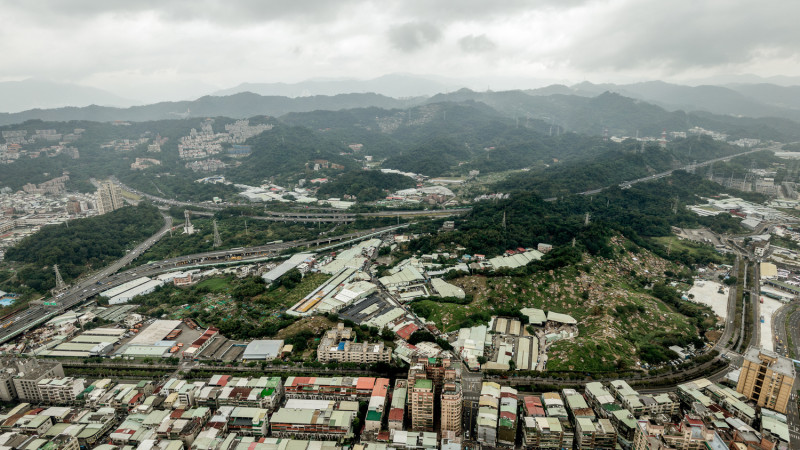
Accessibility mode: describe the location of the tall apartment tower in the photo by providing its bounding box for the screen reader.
[440,380,463,435]
[736,348,795,414]
[96,181,123,215]
[410,378,435,432]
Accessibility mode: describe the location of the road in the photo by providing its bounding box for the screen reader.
[0,214,173,344]
[788,379,800,449]
[0,222,408,344]
[112,177,471,223]
[774,303,799,359]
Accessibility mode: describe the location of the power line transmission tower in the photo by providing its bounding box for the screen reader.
[584,212,591,226]
[54,265,65,291]
[213,220,221,248]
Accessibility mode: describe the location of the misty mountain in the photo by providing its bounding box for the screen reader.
[0,92,420,126]
[527,81,800,122]
[426,89,800,142]
[0,79,137,113]
[213,74,460,99]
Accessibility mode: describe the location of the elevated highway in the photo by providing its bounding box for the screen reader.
[0,223,407,345]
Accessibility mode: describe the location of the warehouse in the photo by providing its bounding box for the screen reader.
[242,340,284,361]
[100,277,151,299]
[430,278,465,299]
[128,320,182,346]
[262,253,315,284]
[109,279,164,305]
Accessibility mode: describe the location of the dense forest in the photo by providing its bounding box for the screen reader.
[3,204,163,292]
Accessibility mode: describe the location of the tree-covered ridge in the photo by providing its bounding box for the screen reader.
[492,135,743,198]
[3,204,163,292]
[316,170,415,201]
[409,171,745,267]
[225,124,359,185]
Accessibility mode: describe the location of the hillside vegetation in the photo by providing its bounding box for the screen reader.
[3,204,163,292]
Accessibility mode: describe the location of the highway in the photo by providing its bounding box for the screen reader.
[184,207,472,224]
[0,222,408,344]
[111,177,471,223]
[0,213,173,344]
[544,146,777,201]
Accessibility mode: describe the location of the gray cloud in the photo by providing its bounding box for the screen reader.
[459,34,496,53]
[1,0,799,97]
[5,0,365,25]
[558,0,800,74]
[387,22,441,52]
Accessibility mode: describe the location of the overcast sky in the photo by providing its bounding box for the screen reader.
[1,0,799,102]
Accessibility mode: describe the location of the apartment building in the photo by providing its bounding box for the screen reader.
[410,379,434,432]
[96,181,123,215]
[3,359,65,402]
[440,381,462,435]
[736,348,795,414]
[37,377,85,404]
[316,323,392,364]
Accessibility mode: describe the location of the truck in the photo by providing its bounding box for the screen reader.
[760,315,765,323]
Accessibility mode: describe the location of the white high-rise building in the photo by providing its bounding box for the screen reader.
[96,181,123,215]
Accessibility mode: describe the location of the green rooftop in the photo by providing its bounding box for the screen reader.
[414,379,433,390]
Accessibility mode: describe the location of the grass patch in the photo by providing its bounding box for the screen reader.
[651,235,725,265]
[195,277,232,293]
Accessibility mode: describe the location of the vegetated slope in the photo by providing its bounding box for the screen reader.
[492,135,745,199]
[225,123,359,185]
[411,239,708,372]
[428,89,800,141]
[284,101,616,176]
[3,204,163,292]
[410,170,748,268]
[316,170,415,201]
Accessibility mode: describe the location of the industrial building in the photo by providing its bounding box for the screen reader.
[100,276,165,305]
[241,340,284,361]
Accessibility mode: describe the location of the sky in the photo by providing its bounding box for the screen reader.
[1,0,799,102]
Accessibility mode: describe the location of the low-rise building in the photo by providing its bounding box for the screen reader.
[317,323,392,365]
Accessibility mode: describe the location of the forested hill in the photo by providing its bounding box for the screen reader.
[3,204,163,292]
[424,90,800,142]
[492,136,747,199]
[411,170,746,266]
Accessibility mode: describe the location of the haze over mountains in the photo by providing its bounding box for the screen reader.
[2,74,800,130]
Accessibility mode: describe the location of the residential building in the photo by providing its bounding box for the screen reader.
[736,348,795,414]
[37,377,85,404]
[3,359,65,402]
[96,181,123,215]
[316,323,392,364]
[575,418,616,450]
[410,379,434,432]
[440,381,462,435]
[633,416,715,450]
